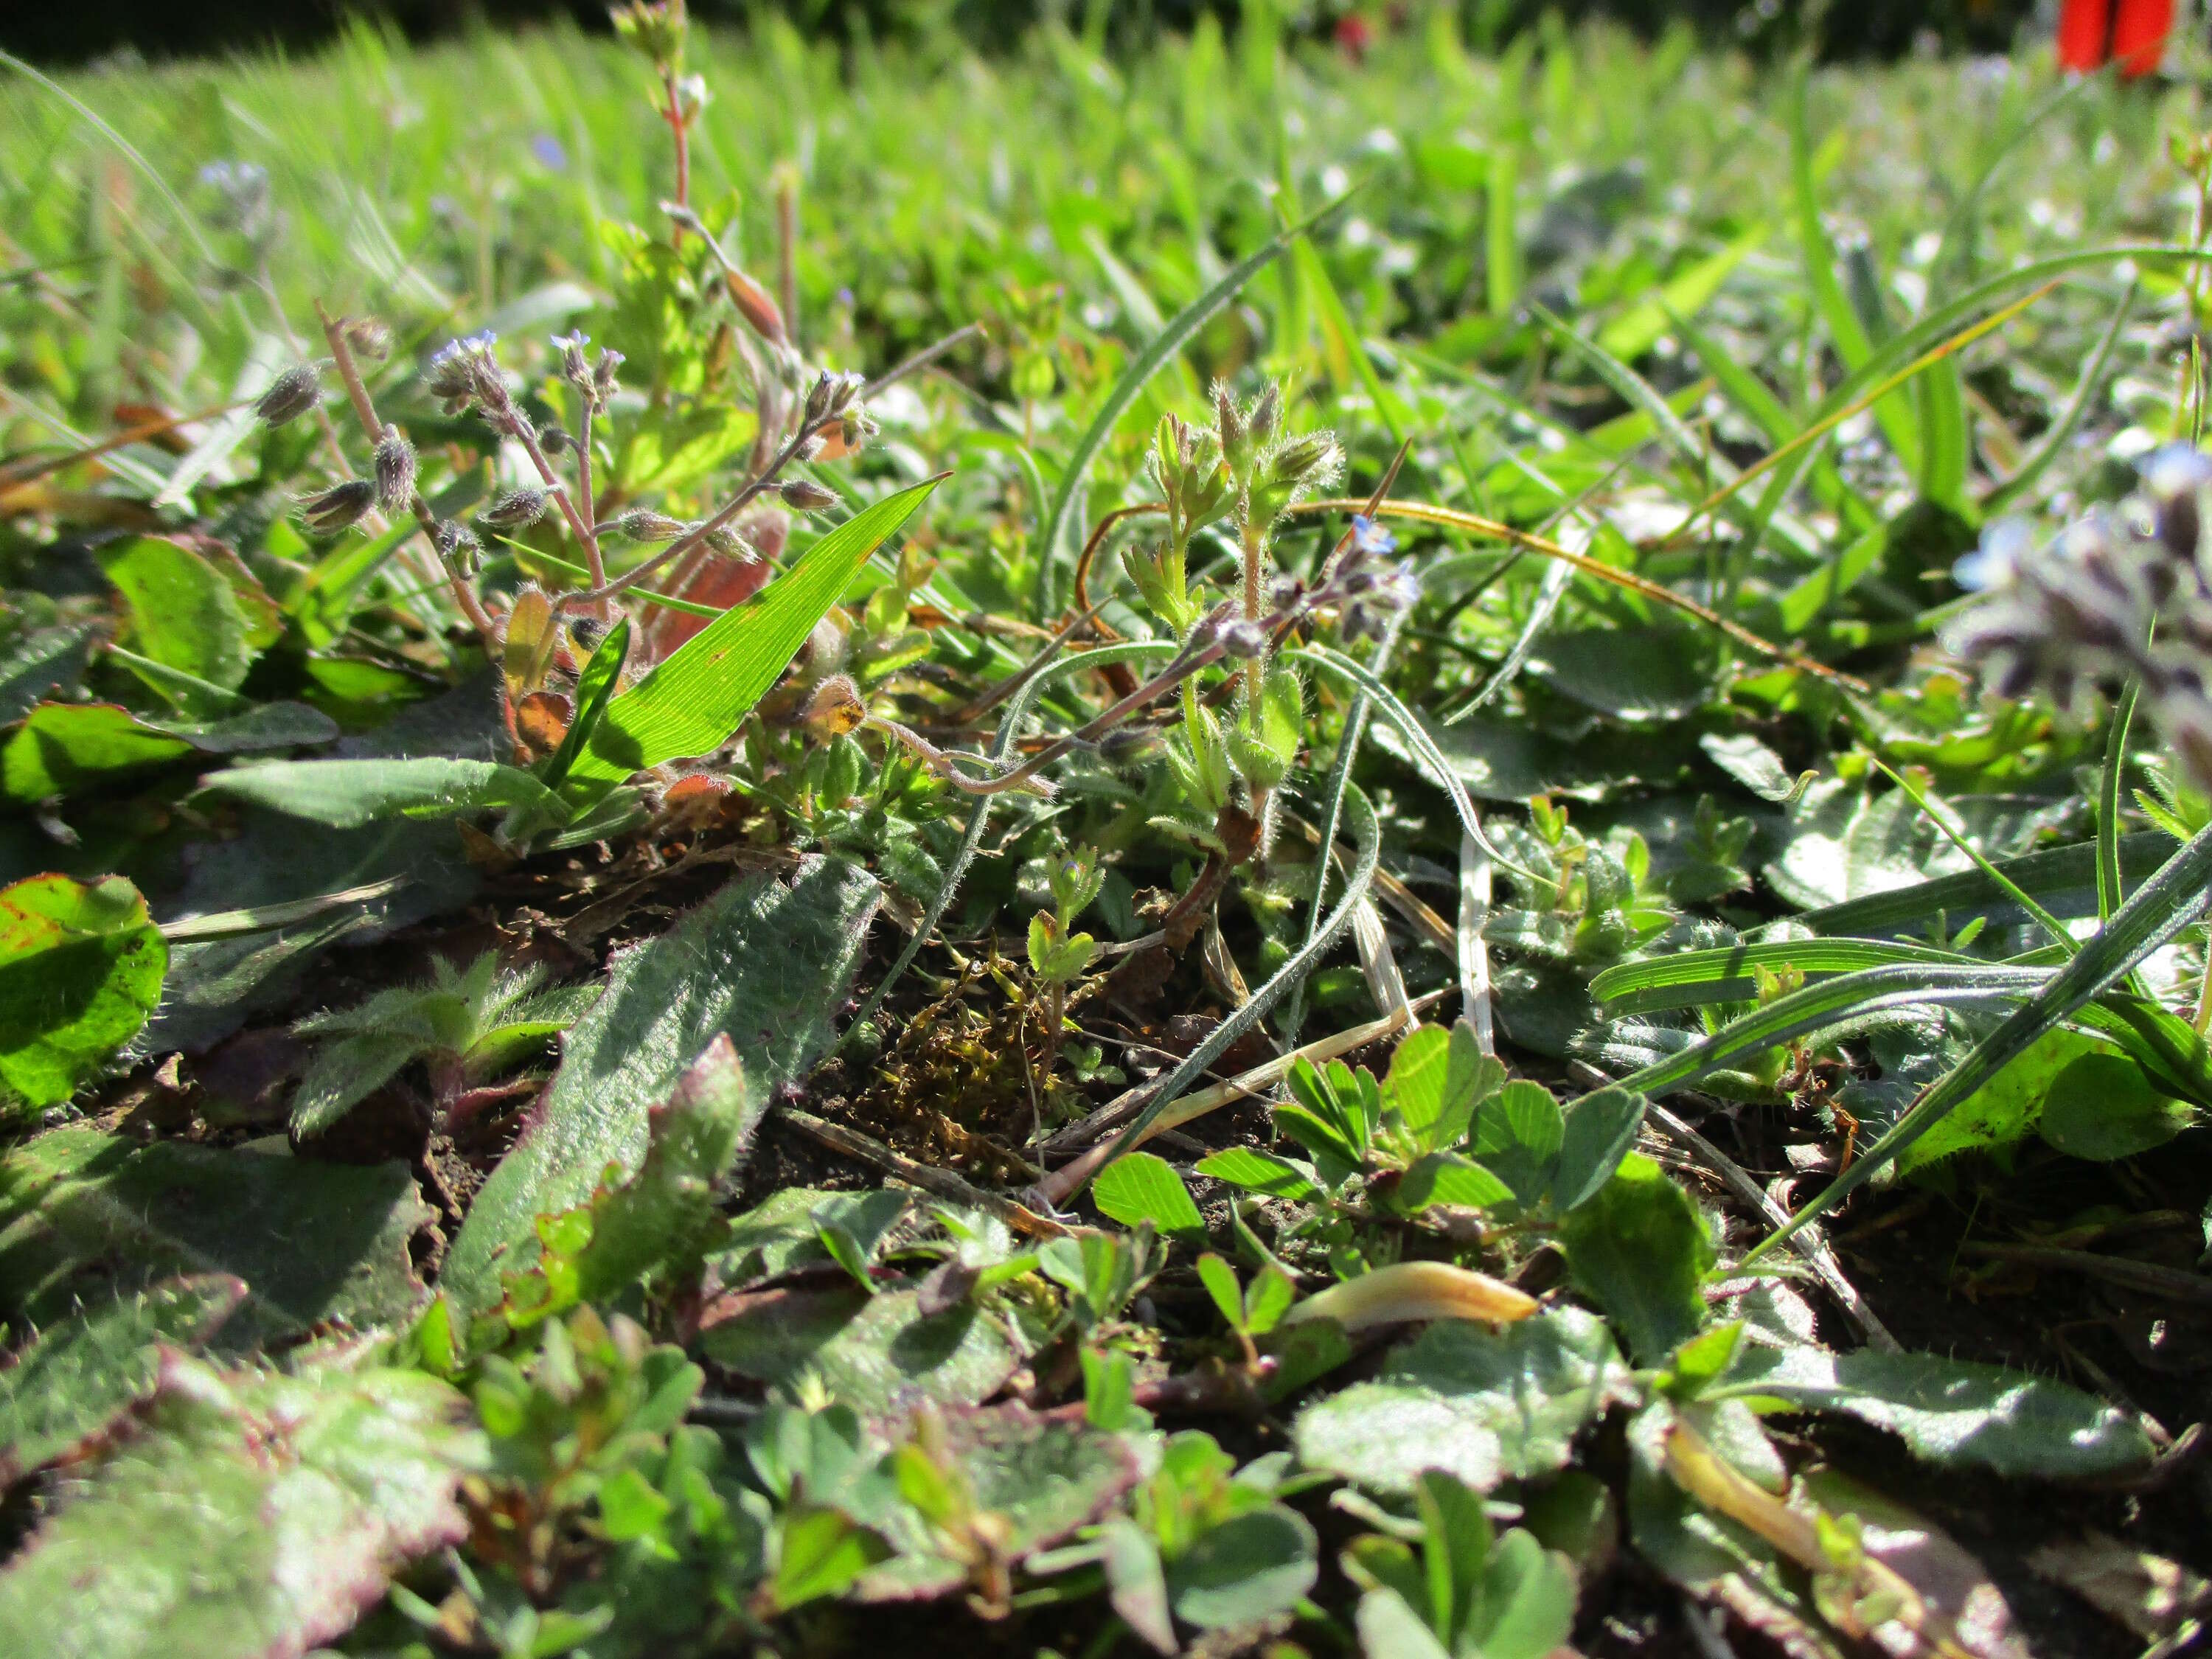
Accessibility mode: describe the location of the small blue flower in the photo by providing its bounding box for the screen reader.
[1952,518,2031,592]
[530,133,569,172]
[1349,514,1397,557]
[551,330,589,353]
[2138,441,2212,501]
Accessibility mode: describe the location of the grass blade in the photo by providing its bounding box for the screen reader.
[542,616,630,791]
[565,479,940,794]
[1747,823,2212,1263]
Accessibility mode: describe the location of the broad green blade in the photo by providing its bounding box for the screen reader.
[564,479,939,794]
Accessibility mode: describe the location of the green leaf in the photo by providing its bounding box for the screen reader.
[1551,1087,1646,1211]
[1100,1519,1176,1654]
[289,1032,417,1138]
[0,1125,434,1347]
[0,874,167,1107]
[1357,1588,1455,1659]
[0,625,95,726]
[95,536,261,701]
[1293,1309,1629,1495]
[1,703,193,801]
[1194,1253,1245,1331]
[700,1284,1022,1418]
[1092,1150,1204,1239]
[1713,1344,2155,1480]
[1598,225,1767,361]
[495,1034,759,1330]
[1559,1154,1714,1363]
[1168,1505,1319,1630]
[566,481,939,793]
[198,756,568,829]
[1467,1528,1579,1659]
[444,857,878,1327]
[1472,1079,1563,1204]
[771,1505,891,1611]
[2037,1052,2194,1161]
[1382,1023,1452,1131]
[860,1405,1144,1601]
[1391,1152,1514,1214]
[0,1356,485,1659]
[539,614,630,789]
[1193,1147,1321,1202]
[713,1187,915,1286]
[0,1275,246,1484]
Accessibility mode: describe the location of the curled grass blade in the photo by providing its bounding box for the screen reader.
[1293,500,1863,692]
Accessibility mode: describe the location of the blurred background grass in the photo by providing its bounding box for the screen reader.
[4,0,2046,68]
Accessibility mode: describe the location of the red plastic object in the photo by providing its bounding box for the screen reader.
[2112,0,2176,77]
[2060,0,2175,77]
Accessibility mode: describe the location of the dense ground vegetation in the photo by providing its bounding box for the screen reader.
[3,6,2211,1656]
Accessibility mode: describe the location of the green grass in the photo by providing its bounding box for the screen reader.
[4,10,2212,1658]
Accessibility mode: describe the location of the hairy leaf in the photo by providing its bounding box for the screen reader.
[0,1354,484,1659]
[0,1125,432,1346]
[444,857,878,1326]
[1714,1344,2156,1479]
[0,1275,246,1484]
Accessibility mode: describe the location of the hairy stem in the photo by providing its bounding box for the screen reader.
[315,302,498,652]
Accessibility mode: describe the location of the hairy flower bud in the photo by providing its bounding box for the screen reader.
[298,479,376,535]
[342,318,393,361]
[780,479,839,512]
[1249,383,1281,446]
[804,369,837,424]
[615,507,688,543]
[1220,620,1270,659]
[593,347,626,408]
[254,364,322,427]
[372,424,416,512]
[479,487,550,531]
[433,519,482,574]
[704,524,756,559]
[552,330,592,390]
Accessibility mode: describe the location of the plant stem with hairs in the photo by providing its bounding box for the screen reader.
[314,302,498,652]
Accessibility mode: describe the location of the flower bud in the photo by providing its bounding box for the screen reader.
[780,479,839,511]
[840,408,877,451]
[552,330,593,389]
[804,369,837,424]
[704,524,757,558]
[1220,620,1270,659]
[615,507,688,543]
[1249,383,1281,445]
[479,487,550,531]
[1214,383,1248,471]
[372,424,416,512]
[299,479,376,535]
[1267,431,1340,489]
[433,520,482,574]
[342,318,393,361]
[254,364,323,427]
[593,347,626,407]
[795,434,826,462]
